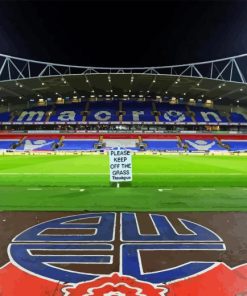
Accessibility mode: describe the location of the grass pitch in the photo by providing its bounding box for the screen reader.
[0,154,247,211]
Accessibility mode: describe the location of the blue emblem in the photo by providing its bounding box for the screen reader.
[9,212,225,284]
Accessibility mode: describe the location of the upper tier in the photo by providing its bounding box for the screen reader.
[0,101,246,124]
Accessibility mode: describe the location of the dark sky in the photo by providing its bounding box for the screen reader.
[0,0,246,67]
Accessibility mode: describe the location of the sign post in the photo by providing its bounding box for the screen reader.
[109,148,132,186]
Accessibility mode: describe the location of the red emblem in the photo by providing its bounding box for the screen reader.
[62,273,168,296]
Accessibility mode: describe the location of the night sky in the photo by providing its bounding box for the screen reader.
[0,0,246,67]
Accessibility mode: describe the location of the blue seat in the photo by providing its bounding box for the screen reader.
[222,141,247,151]
[87,101,119,121]
[184,140,226,151]
[230,113,247,123]
[156,103,193,123]
[0,140,17,149]
[122,102,155,122]
[57,140,97,151]
[144,140,183,151]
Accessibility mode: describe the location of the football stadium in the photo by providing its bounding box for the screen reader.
[0,53,247,212]
[0,51,247,295]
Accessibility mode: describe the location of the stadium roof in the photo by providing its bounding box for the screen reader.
[0,53,247,105]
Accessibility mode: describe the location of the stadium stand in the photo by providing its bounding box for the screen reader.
[156,103,194,123]
[229,112,247,123]
[87,101,120,122]
[122,101,155,122]
[144,140,183,151]
[1,101,247,153]
[188,106,229,123]
[0,133,247,152]
[57,140,97,151]
[221,140,247,152]
[1,102,247,124]
[49,103,85,122]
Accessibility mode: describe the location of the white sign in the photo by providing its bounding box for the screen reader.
[109,148,132,182]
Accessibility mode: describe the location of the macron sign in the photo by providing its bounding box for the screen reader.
[109,148,133,182]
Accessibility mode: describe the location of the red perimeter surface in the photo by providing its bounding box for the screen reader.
[0,263,246,296]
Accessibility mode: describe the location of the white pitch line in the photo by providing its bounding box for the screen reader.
[0,173,244,176]
[27,188,42,191]
[0,173,107,175]
[70,188,85,192]
[200,188,216,191]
